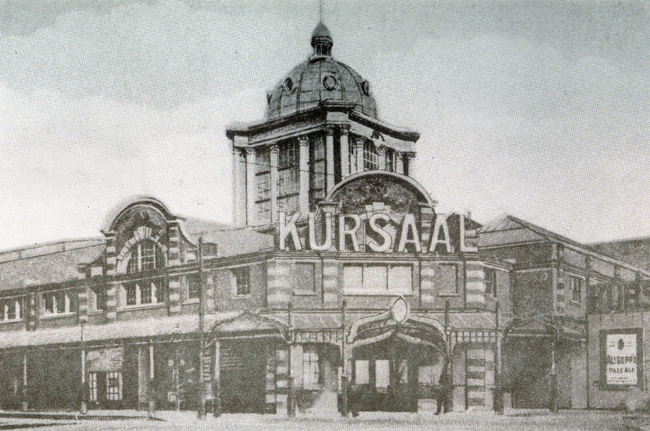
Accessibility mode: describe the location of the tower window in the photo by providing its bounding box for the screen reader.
[363,141,379,170]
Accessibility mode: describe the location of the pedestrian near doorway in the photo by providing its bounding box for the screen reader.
[436,367,452,415]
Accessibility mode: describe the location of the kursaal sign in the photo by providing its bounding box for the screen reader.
[278,211,477,254]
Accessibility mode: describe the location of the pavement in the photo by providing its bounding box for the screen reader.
[0,408,631,430]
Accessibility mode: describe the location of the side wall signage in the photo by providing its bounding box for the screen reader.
[600,328,643,390]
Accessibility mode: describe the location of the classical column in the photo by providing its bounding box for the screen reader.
[325,127,335,192]
[377,145,387,170]
[232,147,246,227]
[340,126,350,178]
[270,144,280,223]
[298,136,310,215]
[405,152,416,177]
[245,148,257,226]
[354,136,364,174]
[396,152,405,174]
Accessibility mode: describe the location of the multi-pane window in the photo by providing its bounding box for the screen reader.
[124,279,165,306]
[88,372,98,402]
[233,267,250,296]
[385,149,395,172]
[485,268,497,297]
[343,264,412,293]
[42,290,75,315]
[278,141,300,215]
[256,149,271,224]
[188,273,201,300]
[303,346,320,390]
[0,297,23,322]
[570,276,583,304]
[309,136,326,207]
[106,372,123,401]
[349,142,359,173]
[363,140,379,170]
[127,240,163,273]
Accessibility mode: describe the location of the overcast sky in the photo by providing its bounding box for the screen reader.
[1,0,649,250]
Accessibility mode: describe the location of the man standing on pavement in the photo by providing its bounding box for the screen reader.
[436,366,452,415]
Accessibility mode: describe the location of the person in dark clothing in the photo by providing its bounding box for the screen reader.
[436,367,452,415]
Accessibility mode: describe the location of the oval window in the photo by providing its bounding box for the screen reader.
[284,77,294,93]
[323,74,338,91]
[361,80,371,96]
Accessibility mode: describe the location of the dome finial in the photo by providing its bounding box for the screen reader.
[311,21,332,58]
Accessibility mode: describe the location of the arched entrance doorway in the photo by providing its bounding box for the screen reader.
[347,298,448,412]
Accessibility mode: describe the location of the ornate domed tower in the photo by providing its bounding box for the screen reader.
[227,22,420,228]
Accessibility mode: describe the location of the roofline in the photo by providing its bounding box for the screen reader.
[486,215,650,277]
[226,103,419,142]
[0,237,105,261]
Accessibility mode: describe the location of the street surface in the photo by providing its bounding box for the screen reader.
[0,410,630,431]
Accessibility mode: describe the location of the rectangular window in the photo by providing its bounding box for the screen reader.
[140,282,152,304]
[188,274,201,300]
[363,140,379,170]
[106,372,123,401]
[233,267,250,296]
[309,137,326,207]
[0,297,23,322]
[93,288,106,311]
[485,268,497,297]
[343,264,412,294]
[42,291,73,315]
[294,262,315,293]
[386,149,395,172]
[89,372,98,402]
[355,360,369,385]
[570,276,583,304]
[125,282,137,306]
[303,347,320,390]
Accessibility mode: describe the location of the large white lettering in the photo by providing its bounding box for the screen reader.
[397,214,422,253]
[277,211,469,254]
[279,212,302,251]
[308,212,332,251]
[367,213,393,253]
[429,214,452,254]
[339,214,362,252]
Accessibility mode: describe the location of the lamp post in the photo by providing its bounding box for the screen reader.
[80,321,88,415]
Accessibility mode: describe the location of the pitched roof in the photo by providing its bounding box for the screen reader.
[591,236,650,272]
[182,216,274,257]
[479,214,650,276]
[0,239,105,292]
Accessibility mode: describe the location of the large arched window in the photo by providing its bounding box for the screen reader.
[126,240,164,273]
[124,240,165,306]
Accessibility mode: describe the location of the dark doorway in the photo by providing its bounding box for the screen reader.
[220,340,267,413]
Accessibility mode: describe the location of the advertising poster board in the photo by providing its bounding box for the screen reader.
[600,328,643,390]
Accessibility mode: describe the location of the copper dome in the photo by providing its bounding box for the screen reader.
[265,22,377,120]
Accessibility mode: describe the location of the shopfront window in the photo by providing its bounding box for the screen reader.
[106,372,123,401]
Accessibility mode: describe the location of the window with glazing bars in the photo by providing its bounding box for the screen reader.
[363,140,379,170]
[485,268,497,297]
[0,297,22,321]
[570,276,582,303]
[106,372,122,401]
[233,267,250,296]
[88,372,98,402]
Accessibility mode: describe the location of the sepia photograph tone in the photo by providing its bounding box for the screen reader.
[1,1,649,430]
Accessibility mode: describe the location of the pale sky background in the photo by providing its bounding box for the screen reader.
[1,0,649,250]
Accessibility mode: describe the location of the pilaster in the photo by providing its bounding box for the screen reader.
[354,136,364,174]
[325,127,335,192]
[376,145,386,170]
[270,144,280,223]
[339,125,350,178]
[245,148,257,226]
[232,147,246,227]
[298,136,310,215]
[167,222,182,314]
[104,231,118,321]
